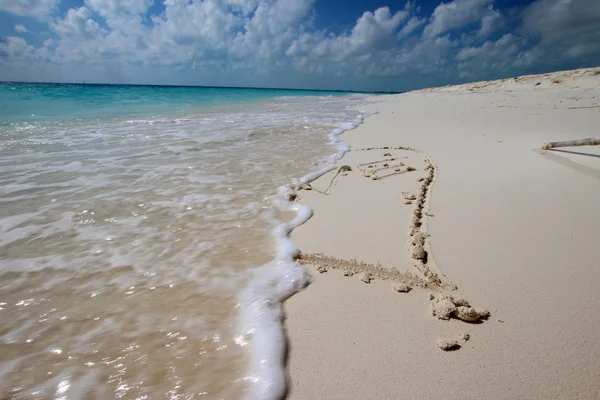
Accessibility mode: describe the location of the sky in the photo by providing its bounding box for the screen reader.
[0,0,599,91]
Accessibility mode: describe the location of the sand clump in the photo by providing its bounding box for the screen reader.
[409,232,428,261]
[436,338,460,351]
[436,330,471,351]
[407,232,445,287]
[449,293,470,307]
[430,296,456,320]
[360,272,373,284]
[393,283,412,293]
[402,192,416,201]
[455,306,490,322]
[436,330,470,351]
[430,294,489,322]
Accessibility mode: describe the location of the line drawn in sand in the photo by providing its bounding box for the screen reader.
[301,165,353,195]
[295,146,490,350]
[301,151,416,195]
[356,156,410,179]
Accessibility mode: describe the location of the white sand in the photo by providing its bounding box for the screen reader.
[285,68,600,399]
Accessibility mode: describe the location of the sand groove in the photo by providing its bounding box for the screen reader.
[301,165,353,195]
[297,252,430,289]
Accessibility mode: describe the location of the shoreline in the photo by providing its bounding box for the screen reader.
[284,67,600,399]
[240,111,375,399]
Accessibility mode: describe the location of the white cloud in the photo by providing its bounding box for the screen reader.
[0,36,36,60]
[480,7,504,36]
[285,6,410,68]
[350,7,409,47]
[1,0,600,90]
[230,0,316,67]
[0,0,59,20]
[398,35,457,73]
[424,0,492,37]
[225,0,260,16]
[50,7,104,40]
[147,0,249,67]
[48,7,107,64]
[455,33,540,79]
[399,16,427,38]
[84,0,154,19]
[523,0,600,35]
[457,33,518,61]
[523,0,600,61]
[15,24,30,33]
[0,0,480,85]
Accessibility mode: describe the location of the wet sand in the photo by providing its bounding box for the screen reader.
[285,67,600,399]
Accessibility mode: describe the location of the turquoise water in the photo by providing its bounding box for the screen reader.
[0,83,375,398]
[0,82,354,127]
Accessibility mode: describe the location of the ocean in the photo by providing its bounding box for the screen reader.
[0,83,375,399]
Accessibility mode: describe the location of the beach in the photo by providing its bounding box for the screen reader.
[1,70,600,399]
[285,68,600,399]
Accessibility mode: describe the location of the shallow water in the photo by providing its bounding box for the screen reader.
[0,84,374,398]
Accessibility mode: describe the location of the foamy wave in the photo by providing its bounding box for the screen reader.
[239,112,373,399]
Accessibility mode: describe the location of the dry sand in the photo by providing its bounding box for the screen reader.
[285,67,600,400]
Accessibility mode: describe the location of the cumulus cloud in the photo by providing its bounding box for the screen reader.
[457,34,512,61]
[523,0,600,62]
[0,36,35,61]
[50,7,104,40]
[14,24,30,33]
[479,7,504,36]
[84,0,154,19]
[0,0,60,20]
[423,0,493,37]
[399,16,427,38]
[287,7,409,62]
[47,7,107,64]
[456,33,542,80]
[1,0,600,91]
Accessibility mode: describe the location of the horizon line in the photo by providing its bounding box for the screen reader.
[0,80,402,95]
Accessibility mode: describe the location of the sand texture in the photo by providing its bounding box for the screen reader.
[285,67,600,400]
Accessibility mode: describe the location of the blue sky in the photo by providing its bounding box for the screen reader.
[1,0,599,91]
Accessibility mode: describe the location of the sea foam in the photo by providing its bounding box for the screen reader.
[239,115,373,399]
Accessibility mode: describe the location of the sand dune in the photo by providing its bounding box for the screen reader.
[285,67,600,399]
